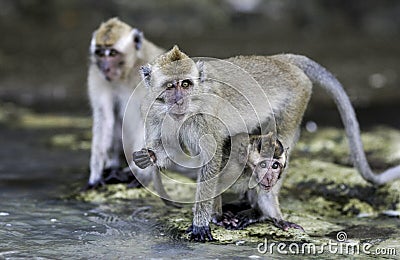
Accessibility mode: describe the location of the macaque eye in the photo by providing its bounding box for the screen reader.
[181,80,192,88]
[95,48,105,57]
[260,162,267,168]
[272,161,280,169]
[166,82,174,89]
[109,49,119,57]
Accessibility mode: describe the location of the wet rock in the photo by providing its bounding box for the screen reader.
[293,126,400,168]
[0,102,91,129]
[74,184,153,203]
[283,159,400,217]
[50,132,91,150]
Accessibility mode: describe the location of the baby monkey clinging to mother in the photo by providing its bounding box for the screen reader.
[212,133,304,232]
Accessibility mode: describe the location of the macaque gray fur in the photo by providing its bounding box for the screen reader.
[86,18,164,189]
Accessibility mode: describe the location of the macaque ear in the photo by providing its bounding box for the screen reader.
[251,137,262,154]
[90,32,97,54]
[140,65,152,88]
[196,60,205,83]
[282,146,289,168]
[238,143,249,165]
[260,132,276,157]
[274,139,285,158]
[133,28,143,50]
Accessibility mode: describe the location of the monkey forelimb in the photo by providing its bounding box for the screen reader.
[132,148,156,169]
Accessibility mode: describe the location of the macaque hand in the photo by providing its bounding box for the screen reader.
[186,224,215,242]
[132,148,156,169]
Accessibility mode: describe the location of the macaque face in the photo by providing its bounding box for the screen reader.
[246,135,287,191]
[94,46,125,81]
[160,77,194,120]
[142,45,202,121]
[254,158,284,191]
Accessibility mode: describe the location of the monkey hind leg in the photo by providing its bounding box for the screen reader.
[152,168,183,208]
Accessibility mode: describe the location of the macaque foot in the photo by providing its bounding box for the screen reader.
[102,167,127,183]
[81,179,106,191]
[132,148,156,169]
[273,218,305,232]
[103,167,142,187]
[212,211,242,229]
[82,167,142,191]
[214,210,257,230]
[186,224,215,242]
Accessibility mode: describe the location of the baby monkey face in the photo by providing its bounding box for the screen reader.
[254,157,285,191]
[245,133,287,191]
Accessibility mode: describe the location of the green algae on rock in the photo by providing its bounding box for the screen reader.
[283,158,400,218]
[50,132,91,150]
[293,127,400,168]
[74,184,153,203]
[0,102,91,129]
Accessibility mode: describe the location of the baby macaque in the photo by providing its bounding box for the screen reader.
[213,133,302,231]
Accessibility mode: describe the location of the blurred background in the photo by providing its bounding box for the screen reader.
[0,0,399,127]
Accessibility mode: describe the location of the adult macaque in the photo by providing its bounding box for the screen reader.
[86,17,164,189]
[133,46,400,242]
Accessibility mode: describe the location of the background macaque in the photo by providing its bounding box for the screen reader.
[133,46,400,242]
[86,17,164,189]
